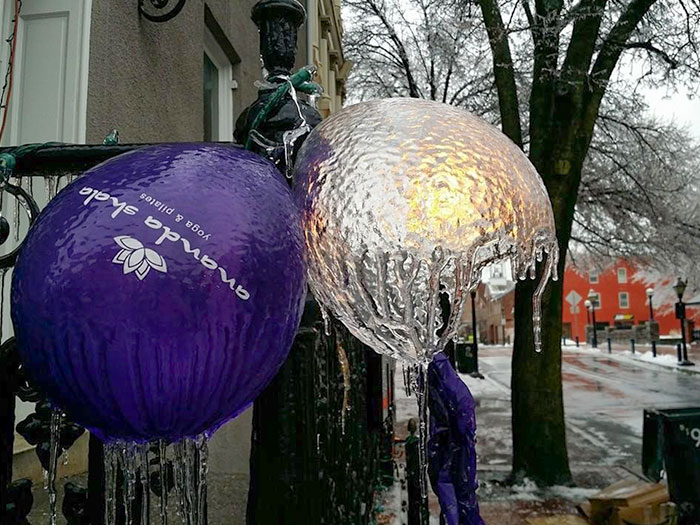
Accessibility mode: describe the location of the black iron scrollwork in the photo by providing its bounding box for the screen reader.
[138,0,187,23]
[15,400,85,471]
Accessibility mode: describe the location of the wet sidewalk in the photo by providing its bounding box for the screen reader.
[379,344,700,524]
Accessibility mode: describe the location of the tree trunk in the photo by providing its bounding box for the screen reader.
[511,115,585,484]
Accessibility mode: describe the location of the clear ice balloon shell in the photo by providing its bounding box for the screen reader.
[293,98,558,365]
[11,144,307,443]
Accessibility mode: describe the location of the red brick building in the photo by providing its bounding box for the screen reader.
[562,259,700,342]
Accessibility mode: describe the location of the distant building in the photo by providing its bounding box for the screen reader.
[562,259,700,343]
[460,263,515,344]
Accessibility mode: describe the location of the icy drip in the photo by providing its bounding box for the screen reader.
[402,364,412,396]
[12,176,21,241]
[158,441,168,525]
[105,445,118,525]
[0,268,7,343]
[47,408,63,525]
[336,342,351,434]
[45,176,57,201]
[140,446,151,525]
[172,435,209,525]
[320,305,331,336]
[516,240,559,353]
[410,364,429,499]
[196,436,209,525]
[173,442,185,518]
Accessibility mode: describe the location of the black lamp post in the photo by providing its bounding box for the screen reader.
[674,278,695,366]
[587,290,598,348]
[647,287,655,321]
[584,299,591,326]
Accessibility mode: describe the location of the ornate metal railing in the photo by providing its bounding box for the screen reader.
[0,143,149,525]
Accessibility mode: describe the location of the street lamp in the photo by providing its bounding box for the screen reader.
[673,278,694,366]
[646,287,658,357]
[470,290,484,379]
[587,290,598,348]
[646,287,655,321]
[584,299,591,325]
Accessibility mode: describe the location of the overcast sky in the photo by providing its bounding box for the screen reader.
[645,89,700,140]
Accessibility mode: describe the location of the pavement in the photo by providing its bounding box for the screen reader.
[381,343,700,524]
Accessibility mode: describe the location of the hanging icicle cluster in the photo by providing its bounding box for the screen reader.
[100,436,209,525]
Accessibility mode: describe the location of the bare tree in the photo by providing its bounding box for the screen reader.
[343,0,700,485]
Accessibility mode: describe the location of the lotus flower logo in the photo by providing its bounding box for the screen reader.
[113,236,167,280]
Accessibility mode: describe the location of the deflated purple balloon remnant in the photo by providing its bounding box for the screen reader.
[428,352,484,525]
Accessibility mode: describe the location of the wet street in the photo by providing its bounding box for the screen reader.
[465,345,700,481]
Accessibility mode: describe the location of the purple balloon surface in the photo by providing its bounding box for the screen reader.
[12,143,306,443]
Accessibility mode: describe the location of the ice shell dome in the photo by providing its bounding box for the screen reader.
[294,98,558,363]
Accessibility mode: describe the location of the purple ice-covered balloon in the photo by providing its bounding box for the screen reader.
[11,144,306,443]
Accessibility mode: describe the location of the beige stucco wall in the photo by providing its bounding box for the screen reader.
[86,0,261,144]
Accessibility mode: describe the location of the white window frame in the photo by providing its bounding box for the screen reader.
[619,292,629,309]
[617,267,627,284]
[589,270,599,283]
[203,29,233,142]
[590,292,602,309]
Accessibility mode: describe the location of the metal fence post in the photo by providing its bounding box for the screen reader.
[652,340,657,358]
[607,338,612,353]
[631,339,636,354]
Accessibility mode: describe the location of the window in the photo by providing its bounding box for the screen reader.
[589,271,599,283]
[619,292,629,309]
[617,267,627,283]
[590,292,601,309]
[203,30,234,142]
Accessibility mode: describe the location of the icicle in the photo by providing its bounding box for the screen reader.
[320,306,331,336]
[48,409,63,525]
[0,268,7,343]
[13,176,21,242]
[532,251,555,353]
[414,364,429,500]
[105,444,118,525]
[336,342,351,434]
[183,439,196,525]
[44,176,57,202]
[140,444,151,525]
[403,364,412,397]
[196,435,208,525]
[123,443,137,525]
[173,441,186,519]
[158,441,168,525]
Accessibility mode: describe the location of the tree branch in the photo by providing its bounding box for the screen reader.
[476,0,523,145]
